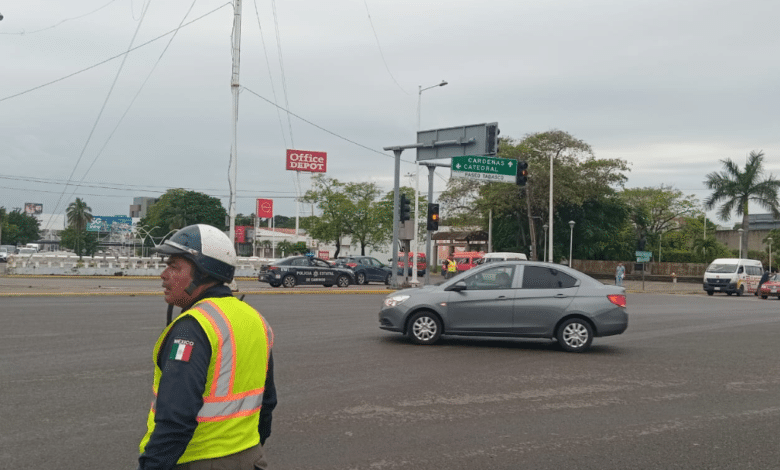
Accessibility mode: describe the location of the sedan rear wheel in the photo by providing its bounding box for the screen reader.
[282,275,296,288]
[407,311,442,345]
[337,275,350,288]
[556,318,593,353]
[356,272,366,285]
[385,273,392,285]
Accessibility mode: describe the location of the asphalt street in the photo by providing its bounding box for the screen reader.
[1,288,778,469]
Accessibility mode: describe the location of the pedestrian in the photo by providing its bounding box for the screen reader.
[755,268,770,296]
[447,257,458,279]
[138,224,276,470]
[615,262,625,286]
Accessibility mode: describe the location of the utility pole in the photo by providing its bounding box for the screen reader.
[228,0,242,245]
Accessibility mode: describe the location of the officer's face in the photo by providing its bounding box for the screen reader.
[161,256,196,307]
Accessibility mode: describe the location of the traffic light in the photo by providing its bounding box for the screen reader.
[486,123,500,155]
[427,203,440,231]
[400,194,411,222]
[516,161,528,186]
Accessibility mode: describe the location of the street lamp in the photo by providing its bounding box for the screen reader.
[543,224,549,262]
[413,79,448,286]
[135,225,159,258]
[568,220,575,267]
[738,228,744,259]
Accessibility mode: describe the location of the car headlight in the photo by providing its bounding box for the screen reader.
[384,294,410,307]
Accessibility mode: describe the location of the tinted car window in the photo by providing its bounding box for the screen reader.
[312,259,330,268]
[291,258,310,267]
[464,266,515,290]
[522,266,577,289]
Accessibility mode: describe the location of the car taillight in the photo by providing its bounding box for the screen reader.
[347,263,357,268]
[607,294,626,308]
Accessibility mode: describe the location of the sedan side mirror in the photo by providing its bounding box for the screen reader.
[446,281,468,292]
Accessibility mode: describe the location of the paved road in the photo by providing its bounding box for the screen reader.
[2,293,778,469]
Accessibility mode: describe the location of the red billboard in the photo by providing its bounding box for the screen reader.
[286,149,327,173]
[235,226,246,243]
[257,199,273,218]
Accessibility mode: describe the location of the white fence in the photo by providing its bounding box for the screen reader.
[5,253,274,278]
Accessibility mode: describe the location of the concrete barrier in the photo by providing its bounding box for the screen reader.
[5,254,272,278]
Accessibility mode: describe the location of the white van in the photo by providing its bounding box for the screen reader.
[702,258,764,296]
[482,252,528,263]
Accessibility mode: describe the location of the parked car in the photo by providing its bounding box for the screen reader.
[258,255,355,288]
[481,252,527,263]
[334,256,393,285]
[397,252,426,277]
[758,273,780,299]
[379,261,628,352]
[0,247,9,262]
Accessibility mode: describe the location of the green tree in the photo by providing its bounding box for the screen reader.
[3,209,40,246]
[301,176,351,258]
[621,185,702,235]
[704,151,780,258]
[0,207,5,244]
[235,213,254,227]
[66,198,93,259]
[60,226,100,257]
[140,189,227,239]
[439,130,629,261]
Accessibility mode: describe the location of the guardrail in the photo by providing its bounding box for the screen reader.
[4,254,273,277]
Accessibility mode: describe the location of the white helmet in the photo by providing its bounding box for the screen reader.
[153,224,237,283]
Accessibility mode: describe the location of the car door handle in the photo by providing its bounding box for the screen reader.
[555,294,567,298]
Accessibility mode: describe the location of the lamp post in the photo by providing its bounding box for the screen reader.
[738,228,744,259]
[135,225,159,258]
[548,152,554,262]
[543,224,549,262]
[768,237,773,272]
[413,80,447,285]
[568,220,575,267]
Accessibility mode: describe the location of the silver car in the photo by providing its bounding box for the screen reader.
[379,261,628,352]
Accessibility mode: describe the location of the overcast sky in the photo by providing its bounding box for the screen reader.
[2,0,779,230]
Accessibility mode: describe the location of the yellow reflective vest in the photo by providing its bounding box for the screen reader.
[139,297,273,464]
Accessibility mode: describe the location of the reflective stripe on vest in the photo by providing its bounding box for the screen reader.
[192,300,270,422]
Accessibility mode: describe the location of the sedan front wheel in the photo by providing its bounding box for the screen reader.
[556,318,593,353]
[407,311,442,345]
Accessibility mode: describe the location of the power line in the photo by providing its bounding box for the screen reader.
[241,86,416,165]
[45,0,155,232]
[0,0,122,36]
[0,2,232,104]
[362,0,409,96]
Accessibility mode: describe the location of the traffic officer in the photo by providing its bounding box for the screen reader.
[138,224,276,470]
[446,257,457,279]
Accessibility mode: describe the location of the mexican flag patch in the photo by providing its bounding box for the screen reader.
[169,339,194,362]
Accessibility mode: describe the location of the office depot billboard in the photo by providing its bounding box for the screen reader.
[286,149,327,173]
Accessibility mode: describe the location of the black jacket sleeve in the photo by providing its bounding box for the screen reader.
[138,317,211,470]
[258,351,277,445]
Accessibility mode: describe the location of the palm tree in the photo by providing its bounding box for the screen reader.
[704,151,780,258]
[66,198,93,259]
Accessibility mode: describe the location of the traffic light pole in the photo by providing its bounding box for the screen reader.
[422,162,448,284]
[390,148,402,288]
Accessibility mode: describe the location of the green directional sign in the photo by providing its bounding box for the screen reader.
[635,250,652,262]
[451,155,517,183]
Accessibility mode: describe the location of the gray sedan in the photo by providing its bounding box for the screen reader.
[379,261,627,352]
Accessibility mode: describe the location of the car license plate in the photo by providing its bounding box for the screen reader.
[772,287,777,293]
[714,287,720,291]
